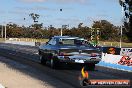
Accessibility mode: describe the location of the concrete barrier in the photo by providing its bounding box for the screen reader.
[102,52,132,66]
[0,84,5,88]
[102,53,122,64]
[4,40,35,46]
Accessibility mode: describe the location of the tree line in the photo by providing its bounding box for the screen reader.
[0,0,131,42]
[0,19,130,42]
[119,0,132,41]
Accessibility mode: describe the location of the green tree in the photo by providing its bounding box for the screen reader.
[92,20,120,41]
[78,23,83,29]
[29,13,43,30]
[29,13,40,23]
[119,0,132,41]
[31,23,43,29]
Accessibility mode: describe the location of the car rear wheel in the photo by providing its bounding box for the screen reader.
[91,64,95,70]
[86,64,95,70]
[40,55,46,65]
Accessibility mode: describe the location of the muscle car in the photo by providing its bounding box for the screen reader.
[38,36,102,69]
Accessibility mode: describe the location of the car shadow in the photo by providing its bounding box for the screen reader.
[56,63,98,71]
[0,57,76,88]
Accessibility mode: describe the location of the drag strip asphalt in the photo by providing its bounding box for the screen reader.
[0,43,131,88]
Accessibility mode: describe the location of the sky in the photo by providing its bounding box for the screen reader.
[0,0,122,28]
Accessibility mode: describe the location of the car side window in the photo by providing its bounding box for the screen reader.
[48,38,56,45]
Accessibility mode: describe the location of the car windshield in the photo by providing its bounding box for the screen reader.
[59,38,93,47]
[59,39,75,45]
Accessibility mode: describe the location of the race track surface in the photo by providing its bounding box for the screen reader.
[0,43,131,88]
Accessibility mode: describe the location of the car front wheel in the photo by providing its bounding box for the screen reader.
[40,55,46,65]
[50,59,56,69]
[86,64,95,70]
[91,64,95,70]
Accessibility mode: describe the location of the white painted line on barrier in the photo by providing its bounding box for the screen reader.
[0,84,5,88]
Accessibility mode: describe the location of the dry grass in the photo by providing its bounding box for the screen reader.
[18,38,49,42]
[0,38,5,42]
[1,38,132,47]
[0,38,49,43]
[99,41,132,47]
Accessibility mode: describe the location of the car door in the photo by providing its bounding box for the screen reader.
[43,38,57,58]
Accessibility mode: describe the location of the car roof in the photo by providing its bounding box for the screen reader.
[53,36,79,39]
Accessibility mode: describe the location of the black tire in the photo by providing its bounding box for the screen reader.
[50,59,55,69]
[86,64,95,70]
[90,64,95,70]
[50,58,59,69]
[91,64,95,70]
[40,55,46,65]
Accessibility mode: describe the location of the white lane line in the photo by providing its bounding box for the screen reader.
[0,84,5,88]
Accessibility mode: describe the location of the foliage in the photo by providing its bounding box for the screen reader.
[29,13,40,23]
[92,20,120,41]
[29,13,43,30]
[119,0,132,41]
[0,20,130,42]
